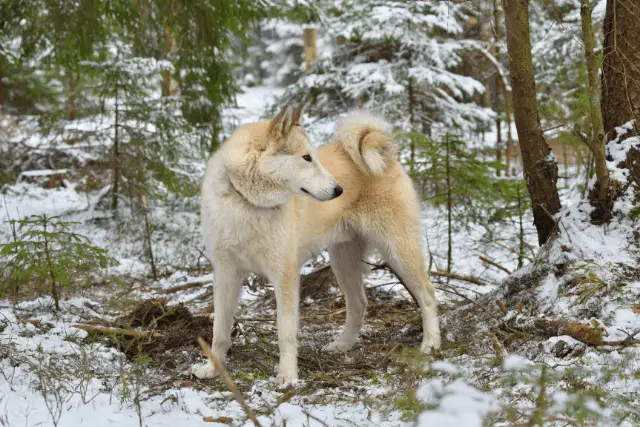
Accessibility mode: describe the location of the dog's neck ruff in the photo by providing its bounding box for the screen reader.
[227,178,282,210]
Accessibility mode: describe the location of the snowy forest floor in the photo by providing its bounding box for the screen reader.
[1,86,640,427]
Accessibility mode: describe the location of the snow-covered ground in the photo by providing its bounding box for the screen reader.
[2,85,639,426]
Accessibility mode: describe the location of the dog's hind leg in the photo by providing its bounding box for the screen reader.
[191,262,243,379]
[324,239,367,353]
[376,229,441,354]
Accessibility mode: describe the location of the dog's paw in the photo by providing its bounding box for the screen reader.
[323,340,354,353]
[420,335,442,354]
[188,361,218,379]
[275,372,298,389]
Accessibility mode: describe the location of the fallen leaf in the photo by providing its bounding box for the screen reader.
[279,390,296,404]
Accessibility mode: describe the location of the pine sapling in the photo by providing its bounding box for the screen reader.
[0,214,115,311]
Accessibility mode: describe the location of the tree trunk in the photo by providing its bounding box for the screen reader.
[580,0,610,219]
[601,0,640,140]
[493,0,503,177]
[0,62,4,119]
[112,80,120,211]
[161,27,174,97]
[495,81,503,177]
[303,28,317,72]
[408,78,416,175]
[502,0,561,245]
[445,136,453,274]
[502,79,514,176]
[66,71,77,120]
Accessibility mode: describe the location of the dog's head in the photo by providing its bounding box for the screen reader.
[243,104,342,204]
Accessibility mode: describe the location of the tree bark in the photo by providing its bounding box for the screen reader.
[493,0,503,177]
[502,0,561,245]
[161,27,175,97]
[580,0,610,218]
[502,78,514,175]
[66,71,76,120]
[303,28,317,72]
[601,0,640,139]
[408,78,416,174]
[495,81,503,177]
[112,80,120,211]
[0,61,4,119]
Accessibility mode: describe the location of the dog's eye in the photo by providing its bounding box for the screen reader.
[302,154,312,162]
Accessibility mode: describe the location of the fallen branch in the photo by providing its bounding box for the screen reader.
[596,339,640,347]
[364,261,489,286]
[72,324,161,339]
[203,416,234,424]
[429,271,489,286]
[479,256,511,274]
[197,337,262,427]
[517,320,602,346]
[160,280,212,294]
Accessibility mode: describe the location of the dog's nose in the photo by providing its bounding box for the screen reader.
[333,185,343,198]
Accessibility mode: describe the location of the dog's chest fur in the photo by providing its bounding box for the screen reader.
[202,192,292,276]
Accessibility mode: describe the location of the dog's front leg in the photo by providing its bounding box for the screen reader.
[190,262,243,379]
[270,259,300,386]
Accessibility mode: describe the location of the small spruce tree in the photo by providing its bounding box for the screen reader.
[0,215,115,311]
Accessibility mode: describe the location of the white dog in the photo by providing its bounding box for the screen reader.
[192,105,440,384]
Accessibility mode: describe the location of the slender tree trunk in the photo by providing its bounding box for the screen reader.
[161,27,175,97]
[446,136,453,274]
[601,0,640,139]
[255,22,265,84]
[303,28,317,72]
[112,80,120,210]
[502,0,561,245]
[563,142,569,186]
[161,70,172,97]
[408,78,416,175]
[142,196,157,280]
[495,81,503,177]
[483,79,491,142]
[503,80,514,175]
[66,71,77,120]
[0,62,4,119]
[493,0,503,177]
[517,183,525,269]
[580,0,610,217]
[491,0,516,176]
[42,217,60,312]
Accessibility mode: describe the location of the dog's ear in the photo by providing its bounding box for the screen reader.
[269,104,294,138]
[291,104,305,126]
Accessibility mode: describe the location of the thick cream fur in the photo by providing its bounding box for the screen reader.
[193,108,441,385]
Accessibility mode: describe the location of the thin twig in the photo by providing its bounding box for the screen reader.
[479,256,512,274]
[72,324,160,339]
[197,337,262,427]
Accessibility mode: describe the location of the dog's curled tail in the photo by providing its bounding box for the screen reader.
[336,110,396,177]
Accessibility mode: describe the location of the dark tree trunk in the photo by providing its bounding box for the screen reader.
[502,0,561,245]
[601,0,640,140]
